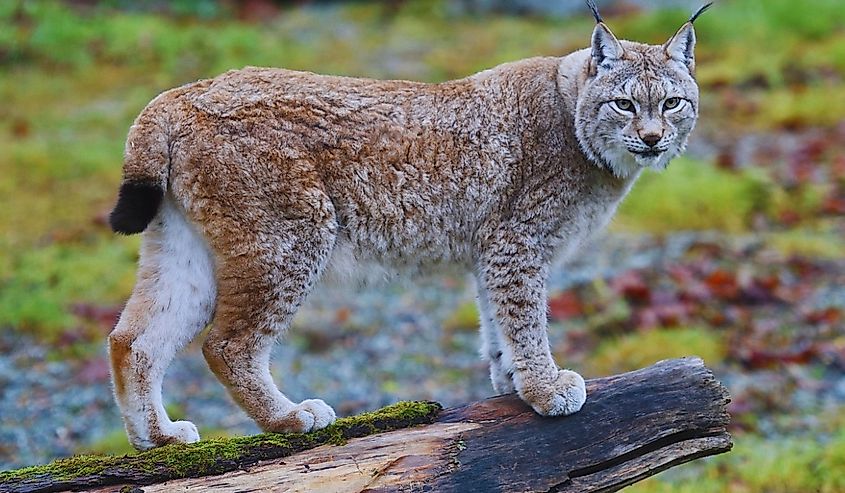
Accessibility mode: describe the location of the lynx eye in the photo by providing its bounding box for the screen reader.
[612,99,635,113]
[663,97,681,111]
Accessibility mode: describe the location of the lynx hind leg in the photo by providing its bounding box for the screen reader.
[108,197,216,450]
[475,283,515,395]
[201,193,338,434]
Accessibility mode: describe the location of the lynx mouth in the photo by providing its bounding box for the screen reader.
[630,149,665,158]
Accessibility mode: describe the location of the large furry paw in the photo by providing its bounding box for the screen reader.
[130,420,201,450]
[516,369,587,417]
[165,420,202,443]
[263,399,337,433]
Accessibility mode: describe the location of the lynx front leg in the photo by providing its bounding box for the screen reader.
[201,197,338,434]
[476,235,586,417]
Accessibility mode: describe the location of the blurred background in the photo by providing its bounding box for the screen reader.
[1,0,844,490]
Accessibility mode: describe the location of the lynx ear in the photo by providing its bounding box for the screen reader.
[591,22,624,70]
[664,3,712,72]
[664,23,697,71]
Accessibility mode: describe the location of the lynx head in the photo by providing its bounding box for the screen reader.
[575,1,711,178]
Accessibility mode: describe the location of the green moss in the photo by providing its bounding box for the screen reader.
[0,400,441,488]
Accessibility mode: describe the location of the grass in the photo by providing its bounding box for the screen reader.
[614,158,770,233]
[587,327,727,376]
[766,228,845,259]
[628,428,845,493]
[0,240,137,342]
[584,322,845,492]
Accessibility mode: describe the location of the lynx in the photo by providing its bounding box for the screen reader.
[107,2,710,450]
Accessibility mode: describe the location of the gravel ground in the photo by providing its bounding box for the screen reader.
[1,231,842,470]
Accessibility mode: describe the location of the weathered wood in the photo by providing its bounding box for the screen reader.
[0,402,443,493]
[2,357,731,493]
[431,357,731,492]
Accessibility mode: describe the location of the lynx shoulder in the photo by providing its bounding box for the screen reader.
[107,3,710,450]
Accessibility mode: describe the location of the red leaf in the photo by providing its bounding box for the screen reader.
[653,302,692,327]
[705,270,740,300]
[804,307,842,325]
[548,291,583,320]
[610,271,651,304]
[777,209,802,226]
[678,282,711,303]
[831,155,845,181]
[738,344,819,369]
[821,191,845,215]
[334,307,352,325]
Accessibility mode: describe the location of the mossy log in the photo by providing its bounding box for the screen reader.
[1,357,731,493]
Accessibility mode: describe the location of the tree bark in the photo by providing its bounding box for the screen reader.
[2,357,731,493]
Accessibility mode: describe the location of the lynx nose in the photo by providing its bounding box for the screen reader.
[639,132,663,148]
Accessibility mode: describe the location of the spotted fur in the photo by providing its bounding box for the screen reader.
[108,12,705,449]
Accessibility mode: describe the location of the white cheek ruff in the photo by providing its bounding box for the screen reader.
[603,146,642,178]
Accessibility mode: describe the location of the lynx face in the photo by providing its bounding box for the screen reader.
[575,21,701,178]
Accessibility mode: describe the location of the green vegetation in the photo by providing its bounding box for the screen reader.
[0,400,441,485]
[80,428,137,457]
[614,158,770,233]
[588,327,727,376]
[629,428,845,493]
[766,228,845,259]
[0,240,137,341]
[603,0,845,128]
[442,301,480,333]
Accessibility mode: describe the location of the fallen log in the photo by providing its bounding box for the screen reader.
[1,357,731,493]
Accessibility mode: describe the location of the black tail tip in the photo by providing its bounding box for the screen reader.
[109,181,164,235]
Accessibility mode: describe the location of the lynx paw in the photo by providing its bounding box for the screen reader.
[517,369,586,417]
[263,399,337,433]
[130,420,201,450]
[166,420,202,443]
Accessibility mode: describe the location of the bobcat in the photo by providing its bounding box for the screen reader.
[107,2,710,450]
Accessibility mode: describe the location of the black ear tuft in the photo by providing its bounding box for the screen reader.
[584,0,603,23]
[109,181,164,235]
[591,22,624,69]
[689,2,714,24]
